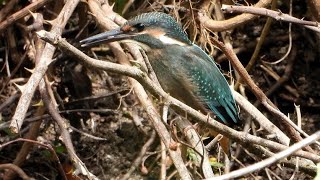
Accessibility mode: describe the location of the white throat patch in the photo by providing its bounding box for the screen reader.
[158,34,187,46]
[144,29,187,46]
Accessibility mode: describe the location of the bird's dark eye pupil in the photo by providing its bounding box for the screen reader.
[135,23,145,31]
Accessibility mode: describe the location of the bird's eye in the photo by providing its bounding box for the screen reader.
[135,23,145,31]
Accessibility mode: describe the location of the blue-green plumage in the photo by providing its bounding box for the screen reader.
[145,43,238,124]
[80,12,239,124]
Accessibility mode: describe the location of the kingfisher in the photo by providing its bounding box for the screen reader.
[80,12,239,125]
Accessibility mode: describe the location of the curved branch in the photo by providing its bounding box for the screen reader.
[198,0,272,31]
[0,163,32,180]
[36,30,320,164]
[221,4,320,33]
[208,130,320,180]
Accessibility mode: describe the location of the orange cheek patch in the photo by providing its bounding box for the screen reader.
[121,25,132,32]
[145,29,166,38]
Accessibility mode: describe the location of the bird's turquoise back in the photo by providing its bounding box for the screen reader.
[187,45,238,124]
[124,12,239,124]
[147,44,239,124]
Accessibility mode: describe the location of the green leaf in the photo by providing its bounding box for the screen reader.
[209,157,224,169]
[111,0,128,14]
[210,161,224,169]
[54,145,66,154]
[187,148,198,162]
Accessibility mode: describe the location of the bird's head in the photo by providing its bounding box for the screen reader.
[80,12,192,49]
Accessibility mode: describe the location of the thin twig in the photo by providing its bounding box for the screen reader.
[233,90,290,145]
[0,138,65,180]
[9,0,80,133]
[263,0,294,65]
[198,0,272,32]
[259,65,299,98]
[205,134,223,151]
[69,126,108,141]
[36,30,320,163]
[235,0,277,89]
[0,0,53,32]
[207,130,320,180]
[221,5,320,33]
[242,143,316,176]
[0,163,33,180]
[160,141,167,180]
[211,38,316,152]
[176,118,214,178]
[39,78,97,179]
[120,130,156,180]
[87,1,193,179]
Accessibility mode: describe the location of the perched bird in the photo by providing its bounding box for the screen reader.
[80,12,239,125]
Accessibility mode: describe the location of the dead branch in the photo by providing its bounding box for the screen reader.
[0,163,33,180]
[36,30,320,164]
[0,138,65,179]
[210,38,316,153]
[0,0,53,32]
[0,0,18,22]
[263,45,296,99]
[221,4,320,33]
[85,1,194,179]
[233,90,290,145]
[9,0,80,134]
[235,0,277,91]
[208,130,320,180]
[4,13,46,180]
[175,118,214,177]
[198,0,272,32]
[120,131,157,180]
[39,77,96,179]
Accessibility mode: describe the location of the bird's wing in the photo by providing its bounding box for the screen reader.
[182,45,239,124]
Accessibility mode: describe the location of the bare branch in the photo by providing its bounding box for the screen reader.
[0,138,65,179]
[222,5,320,33]
[39,78,97,179]
[36,30,320,164]
[198,0,272,31]
[208,130,320,180]
[9,0,80,133]
[0,0,53,32]
[0,163,33,180]
[233,91,290,145]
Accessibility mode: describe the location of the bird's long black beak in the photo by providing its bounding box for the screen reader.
[80,28,135,47]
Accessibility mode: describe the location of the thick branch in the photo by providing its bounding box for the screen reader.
[198,0,272,31]
[0,0,53,32]
[211,38,314,152]
[233,91,290,145]
[87,1,193,179]
[36,30,320,163]
[222,5,320,33]
[10,0,81,133]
